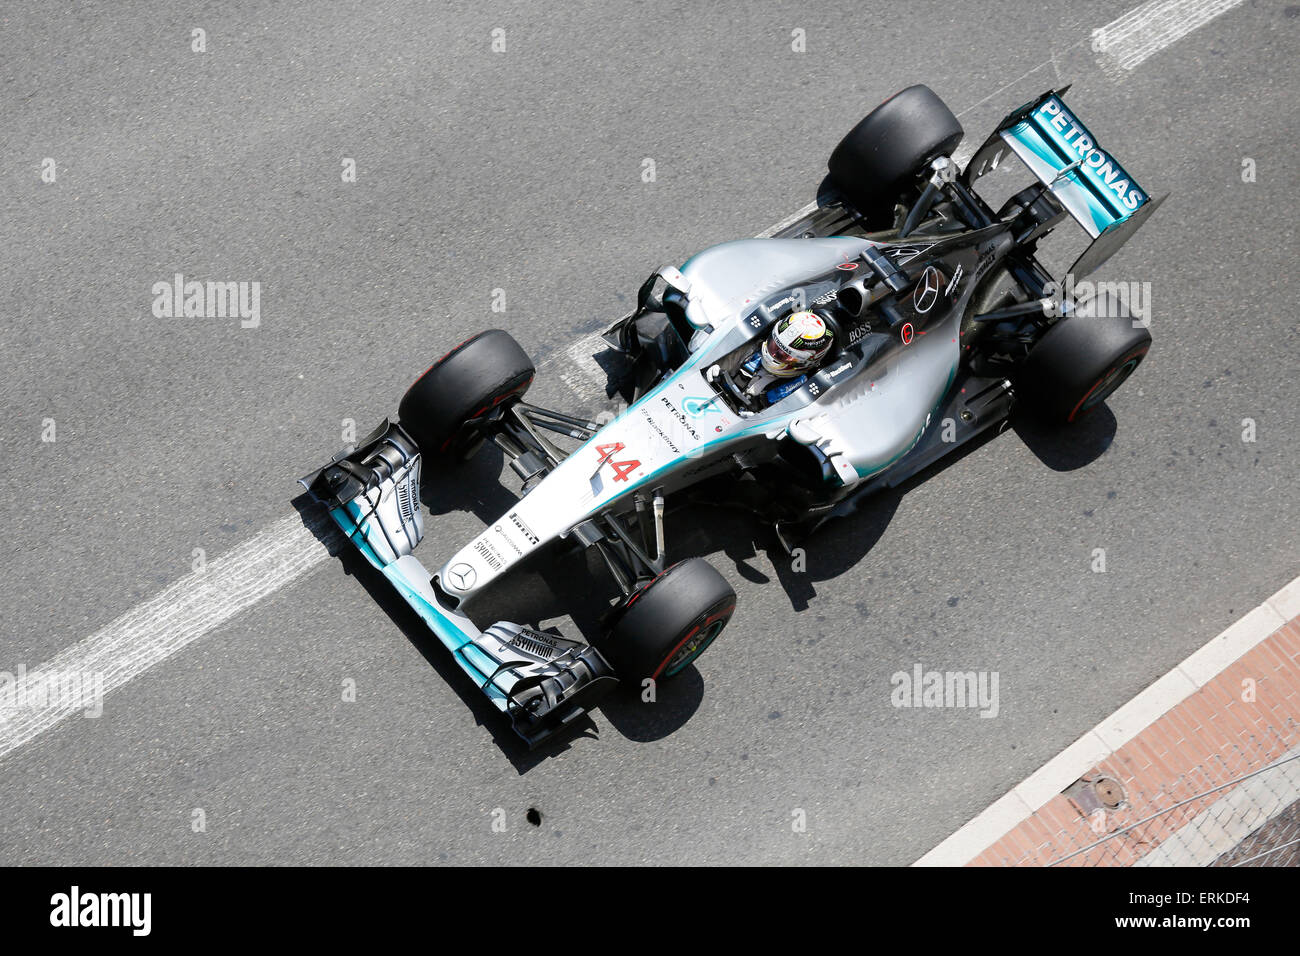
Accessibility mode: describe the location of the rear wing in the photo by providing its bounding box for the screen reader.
[962,88,1166,278]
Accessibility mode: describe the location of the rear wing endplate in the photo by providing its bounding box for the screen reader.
[962,88,1167,278]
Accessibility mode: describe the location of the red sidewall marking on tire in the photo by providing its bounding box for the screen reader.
[1067,346,1148,422]
[412,333,483,387]
[622,566,669,612]
[651,605,734,681]
[467,375,533,420]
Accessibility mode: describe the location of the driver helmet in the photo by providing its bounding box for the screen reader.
[761,310,834,378]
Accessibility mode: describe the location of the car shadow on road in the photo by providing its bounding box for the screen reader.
[417,441,520,523]
[1012,404,1116,471]
[683,402,1116,611]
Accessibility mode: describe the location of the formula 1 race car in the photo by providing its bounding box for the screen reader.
[301,85,1164,748]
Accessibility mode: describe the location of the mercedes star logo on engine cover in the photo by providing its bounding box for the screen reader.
[914,265,942,314]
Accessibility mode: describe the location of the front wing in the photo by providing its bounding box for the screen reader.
[299,420,617,748]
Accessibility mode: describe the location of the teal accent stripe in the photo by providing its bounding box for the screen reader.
[379,563,511,710]
[327,502,513,710]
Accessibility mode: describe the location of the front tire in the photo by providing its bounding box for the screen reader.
[1017,303,1152,423]
[600,559,736,683]
[398,329,534,457]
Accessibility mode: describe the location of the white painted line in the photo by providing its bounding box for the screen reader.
[1093,668,1197,751]
[554,331,612,401]
[1178,603,1285,687]
[0,512,339,764]
[914,572,1299,866]
[1267,576,1300,621]
[0,188,825,757]
[1092,0,1246,75]
[915,791,1034,867]
[1014,730,1115,810]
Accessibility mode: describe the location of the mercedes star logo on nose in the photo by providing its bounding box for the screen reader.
[913,265,942,314]
[447,562,477,590]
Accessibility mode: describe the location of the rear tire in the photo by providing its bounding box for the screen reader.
[828,84,964,225]
[600,559,736,683]
[1017,303,1151,423]
[398,329,534,456]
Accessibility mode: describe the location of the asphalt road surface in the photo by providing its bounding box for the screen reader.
[1,0,1296,864]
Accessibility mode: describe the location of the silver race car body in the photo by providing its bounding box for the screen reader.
[299,87,1162,748]
[440,232,989,602]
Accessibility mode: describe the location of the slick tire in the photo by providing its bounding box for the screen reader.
[1017,304,1152,423]
[601,559,736,683]
[398,329,534,456]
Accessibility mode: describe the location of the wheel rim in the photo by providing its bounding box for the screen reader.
[663,619,726,677]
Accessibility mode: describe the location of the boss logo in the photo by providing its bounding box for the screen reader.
[846,322,871,345]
